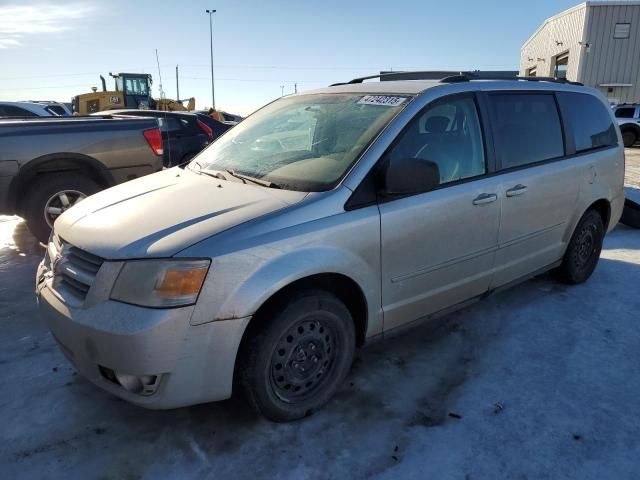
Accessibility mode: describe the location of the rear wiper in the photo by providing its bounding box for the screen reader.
[225,169,281,189]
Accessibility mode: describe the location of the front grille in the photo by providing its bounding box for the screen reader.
[50,235,104,304]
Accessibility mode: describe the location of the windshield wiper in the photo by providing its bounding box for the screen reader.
[225,169,281,189]
[194,165,227,180]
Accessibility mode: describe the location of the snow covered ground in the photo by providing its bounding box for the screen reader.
[1,204,639,479]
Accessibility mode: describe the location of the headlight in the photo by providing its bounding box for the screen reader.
[110,259,210,308]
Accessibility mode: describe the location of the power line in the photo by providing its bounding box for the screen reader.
[0,78,328,91]
[0,63,520,81]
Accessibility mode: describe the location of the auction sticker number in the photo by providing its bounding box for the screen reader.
[358,95,407,107]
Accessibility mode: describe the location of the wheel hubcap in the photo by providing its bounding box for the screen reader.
[44,190,86,228]
[575,224,597,268]
[270,318,336,402]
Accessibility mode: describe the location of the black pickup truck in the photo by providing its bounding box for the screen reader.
[0,116,164,241]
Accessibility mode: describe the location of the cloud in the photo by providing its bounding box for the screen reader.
[0,3,94,48]
[0,37,21,49]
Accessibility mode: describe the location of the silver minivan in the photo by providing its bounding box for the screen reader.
[36,76,625,421]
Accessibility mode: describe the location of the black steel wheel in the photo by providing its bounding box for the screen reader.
[239,289,355,422]
[556,209,604,284]
[270,317,337,403]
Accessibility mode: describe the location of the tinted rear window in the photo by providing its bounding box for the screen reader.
[489,94,564,169]
[557,92,618,153]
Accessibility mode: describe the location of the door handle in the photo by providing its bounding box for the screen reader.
[506,184,528,197]
[472,193,498,205]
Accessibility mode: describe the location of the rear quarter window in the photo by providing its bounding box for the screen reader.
[488,93,564,169]
[557,92,618,153]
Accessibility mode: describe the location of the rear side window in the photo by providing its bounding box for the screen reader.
[45,105,66,116]
[557,92,618,152]
[489,94,564,169]
[615,107,636,118]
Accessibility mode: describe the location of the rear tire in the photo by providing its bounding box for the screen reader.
[22,173,100,242]
[239,290,355,422]
[622,130,637,148]
[556,209,604,284]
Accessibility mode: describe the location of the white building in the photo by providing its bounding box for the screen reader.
[521,2,640,104]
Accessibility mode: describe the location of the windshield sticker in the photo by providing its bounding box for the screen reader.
[357,95,408,107]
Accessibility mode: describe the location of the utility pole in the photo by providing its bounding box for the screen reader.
[205,9,217,109]
[155,49,164,99]
[176,65,180,100]
[280,85,284,97]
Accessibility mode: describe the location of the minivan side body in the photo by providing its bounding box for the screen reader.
[36,79,624,417]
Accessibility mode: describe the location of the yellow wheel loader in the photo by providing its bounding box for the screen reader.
[72,73,195,114]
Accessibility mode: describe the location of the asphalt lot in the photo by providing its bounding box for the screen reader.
[1,151,640,479]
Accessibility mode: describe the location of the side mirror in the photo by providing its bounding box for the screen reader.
[382,157,440,196]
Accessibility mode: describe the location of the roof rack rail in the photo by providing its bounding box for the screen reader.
[330,70,464,86]
[330,71,583,87]
[439,74,583,86]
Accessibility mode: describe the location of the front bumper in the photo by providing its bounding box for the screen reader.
[36,261,250,409]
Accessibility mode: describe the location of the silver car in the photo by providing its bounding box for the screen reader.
[36,76,624,421]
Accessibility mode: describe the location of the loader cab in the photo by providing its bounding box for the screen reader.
[112,73,155,109]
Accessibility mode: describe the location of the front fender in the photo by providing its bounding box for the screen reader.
[189,245,382,337]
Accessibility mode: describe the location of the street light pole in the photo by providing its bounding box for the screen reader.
[205,9,217,110]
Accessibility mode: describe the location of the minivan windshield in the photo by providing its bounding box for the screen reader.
[191,93,410,191]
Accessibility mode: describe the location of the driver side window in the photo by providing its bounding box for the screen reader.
[388,95,486,186]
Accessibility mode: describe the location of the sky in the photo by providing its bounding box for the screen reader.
[0,0,584,116]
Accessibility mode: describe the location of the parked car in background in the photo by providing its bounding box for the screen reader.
[0,101,66,117]
[0,116,163,241]
[194,113,232,138]
[36,77,623,422]
[26,101,73,116]
[614,103,640,147]
[195,109,243,125]
[96,110,215,167]
[221,111,243,125]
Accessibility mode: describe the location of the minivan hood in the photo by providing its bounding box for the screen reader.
[55,168,307,259]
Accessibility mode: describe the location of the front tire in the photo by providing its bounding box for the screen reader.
[556,209,604,284]
[22,173,100,242]
[239,290,355,422]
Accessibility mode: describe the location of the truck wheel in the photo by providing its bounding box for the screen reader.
[22,173,100,242]
[620,199,640,228]
[622,130,637,148]
[239,290,355,422]
[556,209,604,285]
